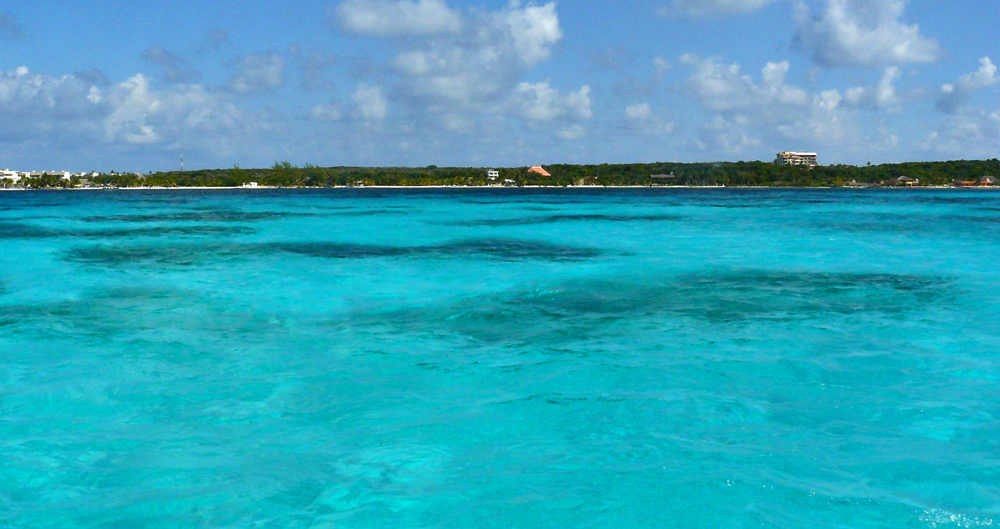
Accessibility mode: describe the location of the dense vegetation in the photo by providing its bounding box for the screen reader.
[8,159,999,189]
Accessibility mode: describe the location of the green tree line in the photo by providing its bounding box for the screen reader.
[15,159,1000,189]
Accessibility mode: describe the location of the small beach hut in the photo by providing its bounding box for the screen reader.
[978,175,997,186]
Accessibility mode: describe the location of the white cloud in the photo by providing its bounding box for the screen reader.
[353,83,388,120]
[653,56,671,74]
[556,124,586,140]
[229,54,286,94]
[385,1,564,109]
[334,0,462,37]
[499,2,563,66]
[679,54,863,154]
[921,109,1000,158]
[513,82,591,121]
[625,103,652,121]
[104,75,243,145]
[937,57,998,114]
[0,67,243,148]
[0,66,104,142]
[333,0,577,138]
[309,101,343,122]
[104,75,163,144]
[660,0,775,17]
[794,0,940,67]
[841,66,901,110]
[680,54,808,113]
[623,102,675,135]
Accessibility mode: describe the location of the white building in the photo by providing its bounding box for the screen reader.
[487,169,499,180]
[1,170,21,182]
[775,152,818,167]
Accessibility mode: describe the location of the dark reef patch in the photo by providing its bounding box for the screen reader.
[273,238,604,261]
[80,210,319,223]
[0,286,279,341]
[0,221,62,239]
[65,238,604,267]
[0,220,254,239]
[436,213,683,227]
[805,211,1000,236]
[336,270,952,344]
[65,243,258,266]
[326,209,410,217]
[98,225,256,238]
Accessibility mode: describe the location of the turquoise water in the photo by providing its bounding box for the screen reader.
[2,188,999,528]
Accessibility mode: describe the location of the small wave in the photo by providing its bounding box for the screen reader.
[921,509,995,528]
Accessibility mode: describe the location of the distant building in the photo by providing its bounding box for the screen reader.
[979,175,996,186]
[1,170,21,183]
[775,152,818,167]
[487,169,499,181]
[528,165,551,177]
[886,176,918,187]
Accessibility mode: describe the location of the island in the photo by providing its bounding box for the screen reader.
[2,158,998,190]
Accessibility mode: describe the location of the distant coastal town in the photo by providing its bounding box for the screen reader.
[3,153,998,190]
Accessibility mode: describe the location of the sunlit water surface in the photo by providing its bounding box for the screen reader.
[1,188,999,528]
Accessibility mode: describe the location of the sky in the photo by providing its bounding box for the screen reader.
[0,0,997,172]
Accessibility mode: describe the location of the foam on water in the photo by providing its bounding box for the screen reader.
[1,188,999,528]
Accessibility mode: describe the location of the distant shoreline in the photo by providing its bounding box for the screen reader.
[3,185,997,191]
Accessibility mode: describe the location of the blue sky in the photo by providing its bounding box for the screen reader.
[1,0,997,172]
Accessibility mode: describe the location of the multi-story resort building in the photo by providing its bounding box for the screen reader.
[775,152,818,167]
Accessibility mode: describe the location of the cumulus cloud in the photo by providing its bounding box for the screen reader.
[384,1,563,108]
[501,2,563,65]
[229,54,286,94]
[334,0,462,37]
[103,74,242,145]
[353,83,388,120]
[794,0,940,67]
[556,124,586,140]
[660,0,775,17]
[0,67,104,142]
[653,56,671,74]
[0,66,243,148]
[512,82,591,121]
[680,54,809,113]
[937,57,998,114]
[679,54,875,154]
[0,11,24,41]
[310,101,343,122]
[141,46,200,83]
[331,0,579,138]
[679,54,924,157]
[922,109,1000,158]
[841,66,901,110]
[623,102,675,135]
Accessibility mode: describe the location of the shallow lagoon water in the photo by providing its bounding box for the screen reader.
[1,188,999,528]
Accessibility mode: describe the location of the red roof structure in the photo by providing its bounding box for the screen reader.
[528,165,551,177]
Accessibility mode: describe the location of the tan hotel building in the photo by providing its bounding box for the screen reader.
[775,152,818,167]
